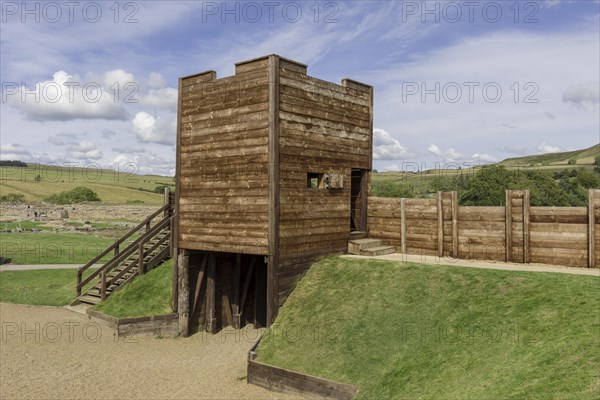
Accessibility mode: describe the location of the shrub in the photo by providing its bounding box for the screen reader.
[372,182,413,198]
[460,165,578,206]
[154,184,171,194]
[44,187,100,204]
[0,193,25,203]
[568,158,577,165]
[575,168,600,189]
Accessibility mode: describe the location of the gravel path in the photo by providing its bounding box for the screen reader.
[0,264,101,272]
[0,303,300,400]
[342,253,600,276]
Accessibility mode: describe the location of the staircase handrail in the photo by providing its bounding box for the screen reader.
[106,219,171,287]
[77,203,170,276]
[77,214,171,294]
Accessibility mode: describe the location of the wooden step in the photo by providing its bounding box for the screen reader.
[350,231,368,240]
[348,238,383,254]
[78,295,101,305]
[360,245,395,257]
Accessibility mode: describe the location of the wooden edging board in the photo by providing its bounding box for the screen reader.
[247,335,359,400]
[87,309,179,337]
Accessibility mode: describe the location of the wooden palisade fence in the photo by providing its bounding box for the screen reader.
[368,189,600,268]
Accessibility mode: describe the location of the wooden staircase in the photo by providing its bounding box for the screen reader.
[74,200,173,306]
[348,238,395,256]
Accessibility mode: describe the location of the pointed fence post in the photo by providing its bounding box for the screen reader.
[437,192,443,257]
[451,191,458,258]
[589,189,597,268]
[400,198,406,254]
[505,190,512,262]
[523,190,530,263]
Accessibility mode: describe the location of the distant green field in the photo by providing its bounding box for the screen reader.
[499,143,599,167]
[0,232,120,264]
[257,257,600,400]
[0,163,174,204]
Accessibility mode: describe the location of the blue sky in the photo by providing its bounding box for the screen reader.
[1,0,599,175]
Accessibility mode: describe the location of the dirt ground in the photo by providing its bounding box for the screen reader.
[0,303,300,400]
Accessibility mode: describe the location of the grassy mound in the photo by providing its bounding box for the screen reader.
[257,257,600,399]
[94,260,173,318]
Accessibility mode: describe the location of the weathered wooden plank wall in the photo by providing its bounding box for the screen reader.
[177,59,271,255]
[368,189,600,268]
[277,59,373,306]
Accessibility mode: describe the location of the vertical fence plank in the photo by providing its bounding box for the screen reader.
[505,190,512,262]
[232,254,241,329]
[437,192,443,257]
[206,254,217,333]
[523,190,530,263]
[451,191,458,258]
[400,198,406,254]
[178,250,190,337]
[589,189,596,268]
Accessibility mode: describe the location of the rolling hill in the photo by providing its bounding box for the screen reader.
[0,163,174,205]
[498,143,599,167]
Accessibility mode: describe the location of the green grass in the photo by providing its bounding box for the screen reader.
[499,143,599,167]
[0,220,53,231]
[0,232,119,264]
[94,260,173,318]
[0,163,173,205]
[257,257,600,399]
[0,268,96,306]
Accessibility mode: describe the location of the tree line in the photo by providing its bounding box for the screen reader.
[373,156,600,206]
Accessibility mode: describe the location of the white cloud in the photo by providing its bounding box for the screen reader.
[381,164,401,172]
[471,153,497,163]
[562,81,600,108]
[537,142,561,153]
[373,128,410,160]
[66,141,103,160]
[427,145,496,164]
[110,152,174,176]
[544,0,577,8]
[497,145,530,156]
[48,136,65,145]
[47,132,78,146]
[132,112,176,145]
[6,71,129,121]
[427,145,464,162]
[0,143,32,160]
[141,88,178,110]
[102,69,136,89]
[112,145,146,154]
[102,129,117,139]
[147,72,167,89]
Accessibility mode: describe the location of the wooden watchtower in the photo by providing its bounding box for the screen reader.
[174,55,373,334]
